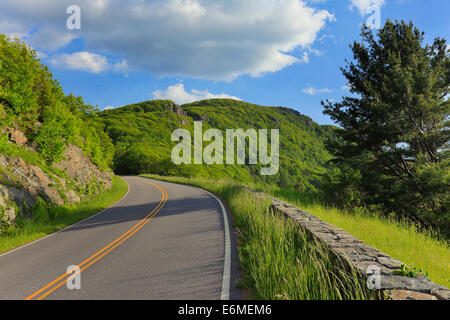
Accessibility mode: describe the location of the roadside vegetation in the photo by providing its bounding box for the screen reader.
[274,190,449,288]
[141,174,378,300]
[143,174,449,290]
[0,176,128,254]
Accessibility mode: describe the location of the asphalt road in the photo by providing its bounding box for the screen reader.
[0,176,241,300]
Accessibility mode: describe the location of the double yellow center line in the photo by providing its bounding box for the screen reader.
[25,180,167,300]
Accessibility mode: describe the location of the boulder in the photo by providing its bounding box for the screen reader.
[7,128,27,146]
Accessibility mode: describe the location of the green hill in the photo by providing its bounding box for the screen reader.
[99,99,336,190]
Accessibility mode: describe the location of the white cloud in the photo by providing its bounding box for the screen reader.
[103,106,115,110]
[0,0,334,80]
[299,52,310,64]
[153,83,241,104]
[113,60,129,73]
[308,47,324,56]
[0,20,28,39]
[50,52,110,73]
[349,0,385,15]
[30,27,77,51]
[35,51,47,60]
[302,86,333,95]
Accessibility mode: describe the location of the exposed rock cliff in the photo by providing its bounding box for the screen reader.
[165,103,189,125]
[54,144,112,188]
[0,128,112,224]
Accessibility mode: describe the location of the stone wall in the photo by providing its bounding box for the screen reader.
[270,196,449,300]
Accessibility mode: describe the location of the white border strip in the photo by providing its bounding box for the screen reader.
[200,189,232,301]
[0,178,130,259]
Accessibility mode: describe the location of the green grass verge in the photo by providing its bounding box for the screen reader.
[0,175,128,255]
[274,190,450,288]
[141,174,379,300]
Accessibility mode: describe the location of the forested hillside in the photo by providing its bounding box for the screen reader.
[0,35,113,169]
[0,35,114,228]
[99,99,336,190]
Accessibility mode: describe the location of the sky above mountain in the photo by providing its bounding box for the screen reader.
[0,0,448,124]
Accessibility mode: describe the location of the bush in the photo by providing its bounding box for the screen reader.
[34,103,77,164]
[31,198,51,224]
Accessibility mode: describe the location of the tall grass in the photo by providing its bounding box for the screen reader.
[274,190,450,288]
[141,174,378,300]
[0,176,128,254]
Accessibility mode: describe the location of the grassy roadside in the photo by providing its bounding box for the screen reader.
[141,174,378,300]
[275,190,450,288]
[0,175,128,255]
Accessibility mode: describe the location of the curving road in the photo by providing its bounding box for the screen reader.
[0,176,241,300]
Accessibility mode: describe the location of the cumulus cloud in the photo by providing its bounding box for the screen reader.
[112,60,129,74]
[153,83,241,104]
[302,86,333,95]
[0,20,28,39]
[50,52,110,73]
[349,0,385,15]
[35,51,48,60]
[0,0,334,80]
[30,27,77,51]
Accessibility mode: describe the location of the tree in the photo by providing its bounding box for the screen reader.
[322,20,449,236]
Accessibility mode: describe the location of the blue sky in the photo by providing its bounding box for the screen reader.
[1,0,448,125]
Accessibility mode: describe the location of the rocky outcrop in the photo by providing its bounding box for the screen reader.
[0,155,64,205]
[269,197,450,301]
[0,127,28,146]
[165,103,189,125]
[0,134,112,224]
[166,103,187,118]
[54,144,112,189]
[0,183,35,221]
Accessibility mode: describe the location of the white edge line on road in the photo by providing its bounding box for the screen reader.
[141,178,233,300]
[0,178,131,259]
[200,189,232,301]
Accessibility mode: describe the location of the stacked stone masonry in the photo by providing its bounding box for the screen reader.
[270,197,449,301]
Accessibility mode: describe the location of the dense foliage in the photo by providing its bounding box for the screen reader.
[0,35,114,169]
[99,99,335,190]
[322,21,449,236]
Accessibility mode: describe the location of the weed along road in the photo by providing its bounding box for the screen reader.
[0,176,240,300]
